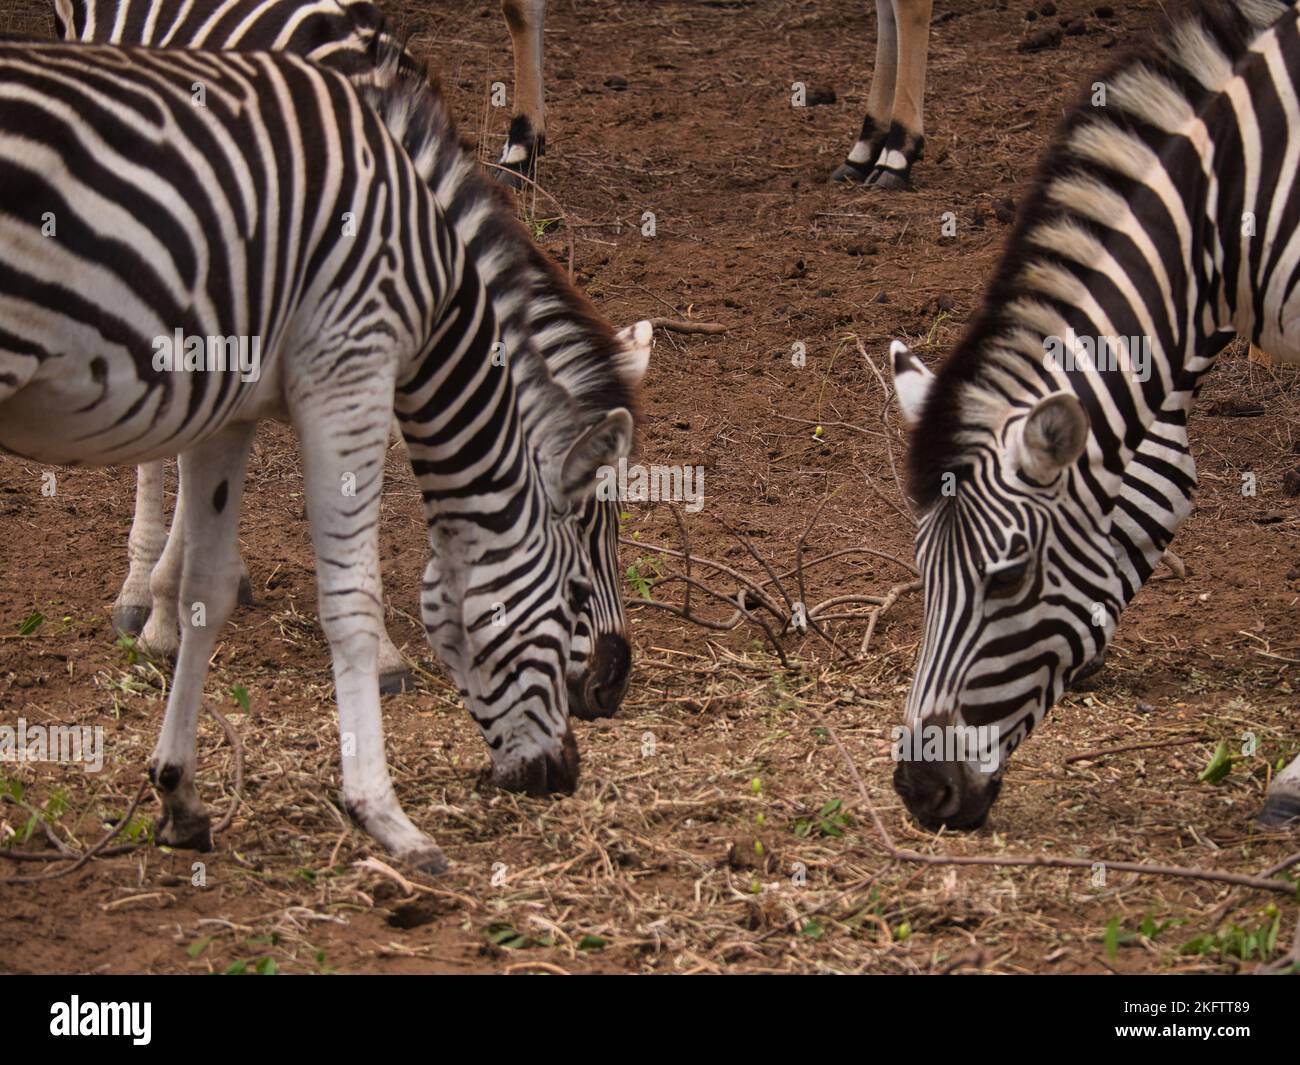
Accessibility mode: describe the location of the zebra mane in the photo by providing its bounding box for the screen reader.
[907,0,1293,509]
[346,17,640,437]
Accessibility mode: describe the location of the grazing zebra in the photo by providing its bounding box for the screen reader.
[832,0,932,189]
[889,0,1300,831]
[55,0,650,719]
[54,0,550,184]
[0,39,639,869]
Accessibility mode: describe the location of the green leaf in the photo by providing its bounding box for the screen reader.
[487,923,531,949]
[230,684,251,712]
[186,936,212,959]
[576,934,606,952]
[18,611,45,636]
[255,957,278,975]
[1199,741,1234,784]
[222,959,248,975]
[800,920,824,940]
[1103,916,1121,959]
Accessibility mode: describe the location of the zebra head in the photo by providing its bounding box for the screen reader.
[889,341,1119,830]
[563,319,652,721]
[419,405,635,797]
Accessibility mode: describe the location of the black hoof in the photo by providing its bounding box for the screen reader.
[401,844,449,875]
[1257,793,1300,828]
[830,159,871,185]
[865,167,912,191]
[112,604,151,638]
[156,809,213,852]
[237,573,255,607]
[378,668,413,696]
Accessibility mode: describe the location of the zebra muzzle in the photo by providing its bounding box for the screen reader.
[490,727,581,797]
[893,756,1001,832]
[569,633,632,721]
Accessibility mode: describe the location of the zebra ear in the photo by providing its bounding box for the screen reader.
[613,320,653,386]
[890,341,934,427]
[1012,393,1089,482]
[560,407,635,504]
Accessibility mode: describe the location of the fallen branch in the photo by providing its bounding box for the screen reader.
[0,701,244,877]
[645,317,728,336]
[0,780,149,885]
[1063,735,1201,766]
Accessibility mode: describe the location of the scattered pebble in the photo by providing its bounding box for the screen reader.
[1283,465,1300,496]
[1020,25,1063,51]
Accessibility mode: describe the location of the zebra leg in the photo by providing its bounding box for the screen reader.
[148,425,256,852]
[375,417,412,694]
[864,0,931,189]
[499,0,546,188]
[138,485,185,660]
[297,406,445,871]
[832,0,899,184]
[1259,753,1300,827]
[377,626,411,695]
[111,461,166,637]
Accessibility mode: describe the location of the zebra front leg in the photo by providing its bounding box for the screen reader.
[112,461,166,637]
[297,408,445,871]
[833,0,899,184]
[148,426,256,851]
[499,0,547,188]
[1259,753,1300,827]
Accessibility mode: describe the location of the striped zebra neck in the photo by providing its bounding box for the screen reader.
[908,0,1296,514]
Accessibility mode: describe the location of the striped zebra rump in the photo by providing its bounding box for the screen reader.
[0,41,637,869]
[887,0,1300,831]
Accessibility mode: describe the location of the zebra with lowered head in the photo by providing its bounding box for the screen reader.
[0,37,638,870]
[54,0,652,720]
[889,0,1300,831]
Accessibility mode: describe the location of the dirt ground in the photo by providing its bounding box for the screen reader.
[1,0,1297,975]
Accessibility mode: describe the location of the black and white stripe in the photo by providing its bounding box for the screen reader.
[889,0,1300,830]
[58,0,650,720]
[0,39,636,869]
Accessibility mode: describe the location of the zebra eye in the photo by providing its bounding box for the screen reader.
[985,560,1029,598]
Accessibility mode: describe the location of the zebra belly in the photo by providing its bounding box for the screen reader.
[0,346,283,466]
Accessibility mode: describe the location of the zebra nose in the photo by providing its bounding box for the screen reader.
[492,728,580,796]
[893,757,1001,831]
[570,634,631,720]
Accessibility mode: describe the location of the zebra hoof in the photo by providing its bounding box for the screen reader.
[237,573,256,607]
[1256,792,1300,828]
[830,160,871,185]
[155,808,213,853]
[866,167,912,191]
[111,604,151,638]
[378,667,413,696]
[399,842,450,875]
